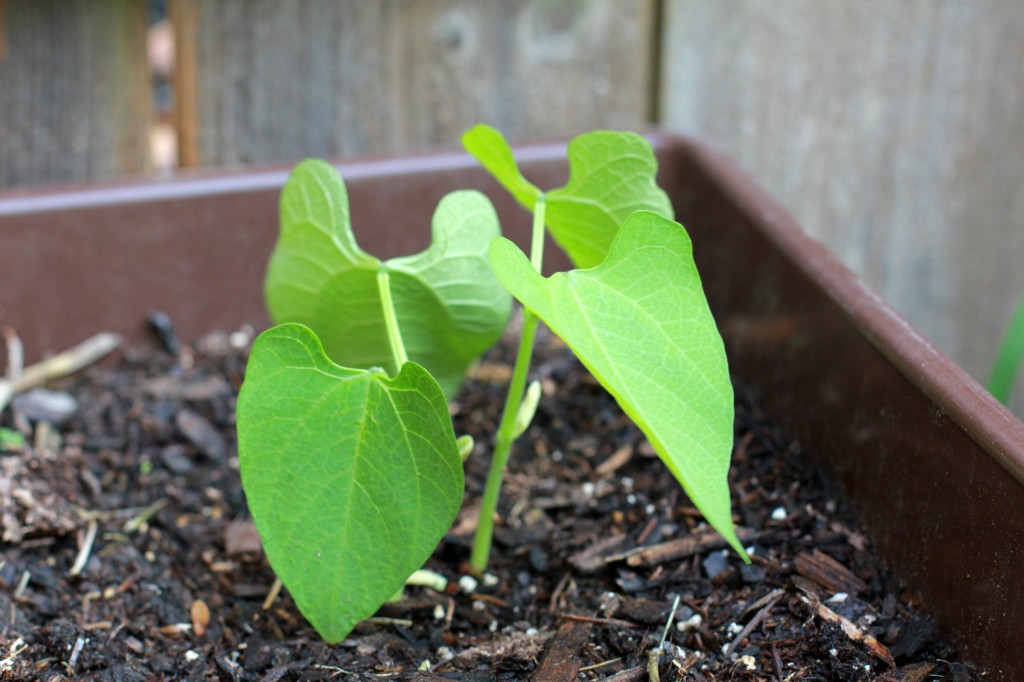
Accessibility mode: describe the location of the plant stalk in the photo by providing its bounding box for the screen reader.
[470,196,546,572]
[377,267,409,372]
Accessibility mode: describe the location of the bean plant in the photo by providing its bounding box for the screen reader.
[236,125,747,643]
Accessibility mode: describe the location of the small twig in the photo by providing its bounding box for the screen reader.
[1,330,120,416]
[646,595,682,682]
[739,587,785,621]
[724,591,782,657]
[597,666,645,682]
[69,517,99,577]
[0,327,24,412]
[601,527,756,568]
[579,658,622,673]
[659,595,681,647]
[122,498,168,533]
[798,593,895,667]
[15,332,121,391]
[548,571,573,613]
[262,577,283,611]
[365,616,413,627]
[13,570,30,600]
[556,613,643,629]
[771,644,785,681]
[3,327,24,381]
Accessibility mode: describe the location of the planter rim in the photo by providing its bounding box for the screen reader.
[0,145,568,216]
[2,130,1021,484]
[2,130,1023,677]
[653,132,1024,488]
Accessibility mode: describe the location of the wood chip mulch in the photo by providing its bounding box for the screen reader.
[0,322,982,681]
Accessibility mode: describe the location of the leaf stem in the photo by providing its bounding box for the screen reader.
[529,195,546,272]
[377,266,408,372]
[471,312,541,572]
[471,195,547,572]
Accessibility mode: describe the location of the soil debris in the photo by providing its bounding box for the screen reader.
[0,326,983,680]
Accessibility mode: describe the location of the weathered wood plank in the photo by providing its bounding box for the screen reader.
[0,0,151,189]
[173,0,656,167]
[661,0,1024,410]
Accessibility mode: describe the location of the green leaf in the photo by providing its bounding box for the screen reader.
[988,293,1024,404]
[547,132,674,269]
[489,211,746,558]
[462,124,542,209]
[236,323,464,643]
[265,159,510,399]
[463,125,673,269]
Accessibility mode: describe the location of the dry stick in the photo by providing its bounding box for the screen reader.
[16,332,121,390]
[598,667,645,682]
[123,498,169,533]
[647,595,682,682]
[69,518,99,577]
[365,617,413,627]
[740,587,785,621]
[0,327,24,412]
[798,593,895,667]
[556,613,643,629]
[262,578,283,611]
[578,658,622,673]
[598,527,756,569]
[723,591,783,657]
[0,331,121,413]
[771,644,785,681]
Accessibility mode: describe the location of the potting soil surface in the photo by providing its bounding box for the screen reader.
[0,323,982,681]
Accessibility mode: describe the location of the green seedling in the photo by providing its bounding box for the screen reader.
[236,125,747,644]
[988,293,1024,405]
[263,159,511,399]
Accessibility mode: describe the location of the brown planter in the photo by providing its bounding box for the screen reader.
[2,134,1023,679]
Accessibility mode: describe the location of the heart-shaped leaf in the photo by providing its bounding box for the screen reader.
[463,125,673,269]
[236,323,464,643]
[265,159,510,399]
[489,211,746,558]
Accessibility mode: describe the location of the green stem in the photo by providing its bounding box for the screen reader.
[529,195,546,272]
[377,267,408,372]
[988,293,1024,404]
[471,312,541,571]
[470,196,546,573]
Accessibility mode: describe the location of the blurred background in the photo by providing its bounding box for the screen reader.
[1,0,1023,412]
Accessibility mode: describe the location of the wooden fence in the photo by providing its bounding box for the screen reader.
[1,0,1023,411]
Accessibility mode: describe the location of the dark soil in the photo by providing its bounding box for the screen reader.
[0,321,982,681]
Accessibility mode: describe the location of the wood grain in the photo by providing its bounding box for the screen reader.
[661,0,1024,409]
[171,0,656,167]
[0,0,151,189]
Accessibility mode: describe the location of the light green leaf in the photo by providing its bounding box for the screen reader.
[463,125,673,269]
[988,293,1024,404]
[546,132,674,269]
[236,323,464,643]
[462,124,542,209]
[265,159,510,399]
[489,211,746,558]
